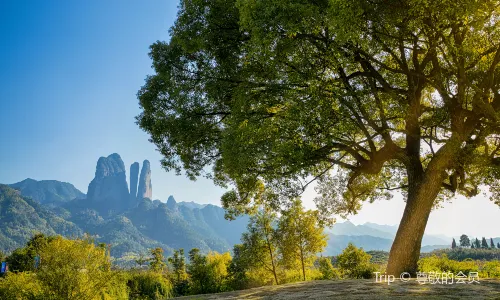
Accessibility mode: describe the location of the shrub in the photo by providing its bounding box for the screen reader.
[0,272,43,300]
[317,257,341,280]
[482,261,500,278]
[127,271,173,299]
[418,254,479,275]
[418,255,500,279]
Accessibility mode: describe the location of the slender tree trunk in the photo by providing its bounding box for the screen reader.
[267,241,279,285]
[264,227,279,285]
[299,247,306,281]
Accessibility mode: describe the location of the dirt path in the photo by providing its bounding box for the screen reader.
[176,279,500,299]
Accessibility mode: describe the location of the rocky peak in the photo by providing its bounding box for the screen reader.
[129,162,139,200]
[137,160,152,200]
[166,195,177,210]
[87,153,130,214]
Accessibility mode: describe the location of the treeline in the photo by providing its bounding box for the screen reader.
[452,235,499,249]
[0,236,378,299]
[424,248,500,261]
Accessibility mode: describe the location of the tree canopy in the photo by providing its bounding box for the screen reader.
[138,0,500,274]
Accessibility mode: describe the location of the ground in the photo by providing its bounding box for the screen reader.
[176,279,500,299]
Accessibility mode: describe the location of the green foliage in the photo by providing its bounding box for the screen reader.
[0,272,43,300]
[238,209,281,285]
[424,248,500,261]
[7,233,53,272]
[0,185,81,253]
[459,235,471,248]
[138,0,500,275]
[0,235,121,300]
[336,243,376,279]
[127,271,173,300]
[35,236,115,299]
[277,199,327,281]
[482,237,489,249]
[186,249,232,294]
[474,238,481,249]
[226,244,249,290]
[317,257,340,280]
[366,251,389,264]
[167,249,188,296]
[149,248,166,273]
[418,255,500,279]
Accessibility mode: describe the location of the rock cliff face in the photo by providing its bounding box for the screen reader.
[137,160,152,200]
[129,162,139,200]
[87,153,130,214]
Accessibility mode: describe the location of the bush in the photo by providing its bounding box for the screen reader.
[127,271,173,299]
[418,254,479,275]
[482,260,500,278]
[336,243,377,279]
[418,255,500,279]
[0,272,43,300]
[317,257,341,280]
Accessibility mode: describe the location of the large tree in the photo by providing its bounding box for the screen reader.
[137,0,500,274]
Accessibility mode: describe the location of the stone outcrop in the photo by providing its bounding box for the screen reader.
[86,153,130,214]
[137,160,152,200]
[166,195,177,210]
[129,162,139,200]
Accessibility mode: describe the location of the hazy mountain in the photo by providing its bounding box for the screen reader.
[0,184,82,252]
[177,201,208,210]
[328,221,394,239]
[9,178,85,206]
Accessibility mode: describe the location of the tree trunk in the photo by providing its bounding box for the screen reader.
[269,245,279,285]
[386,159,451,275]
[300,247,306,281]
[265,231,279,285]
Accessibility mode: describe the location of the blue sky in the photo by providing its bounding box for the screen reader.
[0,1,498,237]
[0,0,223,204]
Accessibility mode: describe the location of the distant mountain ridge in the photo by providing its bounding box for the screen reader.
[323,220,452,255]
[9,178,85,205]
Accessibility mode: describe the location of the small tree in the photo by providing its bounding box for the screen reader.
[474,238,481,249]
[451,238,457,249]
[471,243,475,249]
[168,249,187,282]
[134,252,148,268]
[497,242,500,249]
[37,236,114,299]
[240,209,281,285]
[149,247,166,273]
[7,233,53,272]
[481,237,489,249]
[490,238,495,249]
[317,257,339,280]
[336,243,375,279]
[459,235,470,248]
[187,248,210,294]
[168,248,189,296]
[277,199,327,281]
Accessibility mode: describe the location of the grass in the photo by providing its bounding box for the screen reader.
[175,279,500,299]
